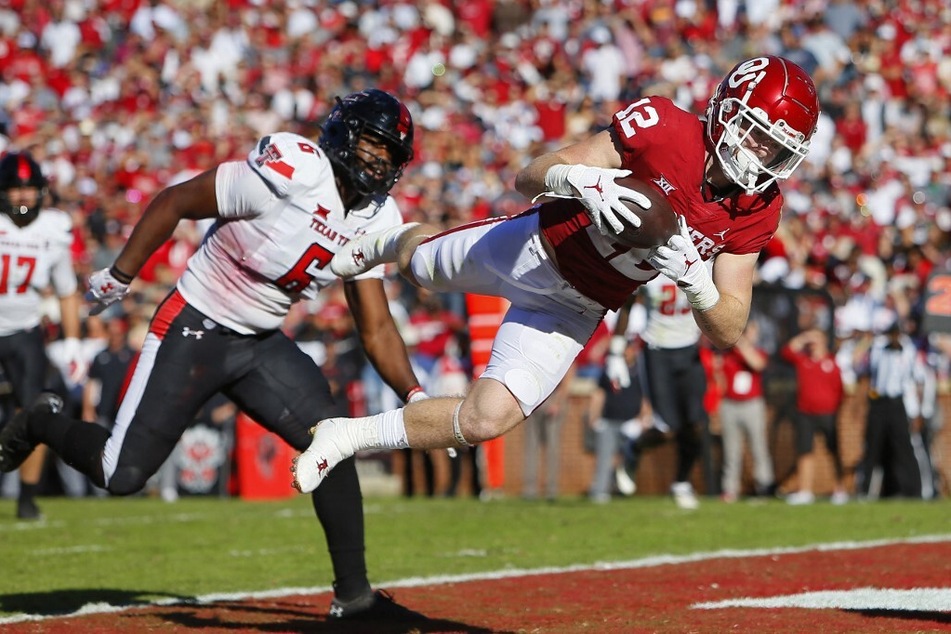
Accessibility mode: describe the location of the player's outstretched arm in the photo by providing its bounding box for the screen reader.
[111,168,221,278]
[515,129,650,236]
[648,221,755,349]
[345,278,424,402]
[695,252,757,349]
[86,168,221,314]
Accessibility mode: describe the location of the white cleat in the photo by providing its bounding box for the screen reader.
[291,418,351,493]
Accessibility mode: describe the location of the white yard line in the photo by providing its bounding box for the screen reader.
[1,534,949,625]
[693,588,951,611]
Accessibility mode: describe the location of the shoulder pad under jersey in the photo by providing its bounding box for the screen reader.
[246,132,333,198]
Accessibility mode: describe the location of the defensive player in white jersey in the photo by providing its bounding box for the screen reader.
[289,56,820,498]
[0,90,428,621]
[610,278,708,509]
[0,152,84,520]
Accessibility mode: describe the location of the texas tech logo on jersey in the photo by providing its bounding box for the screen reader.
[254,140,283,167]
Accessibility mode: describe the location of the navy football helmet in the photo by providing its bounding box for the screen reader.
[319,89,414,199]
[0,152,47,227]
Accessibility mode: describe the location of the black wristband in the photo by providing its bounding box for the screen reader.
[109,265,134,285]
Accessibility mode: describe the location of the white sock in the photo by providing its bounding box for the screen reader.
[363,222,419,268]
[375,408,408,449]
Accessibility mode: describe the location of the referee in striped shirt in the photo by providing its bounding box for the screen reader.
[855,321,923,499]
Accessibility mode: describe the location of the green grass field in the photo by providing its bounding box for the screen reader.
[1,494,948,618]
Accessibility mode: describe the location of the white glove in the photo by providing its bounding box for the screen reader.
[62,337,87,385]
[542,164,652,236]
[604,335,631,388]
[85,267,131,316]
[647,216,720,311]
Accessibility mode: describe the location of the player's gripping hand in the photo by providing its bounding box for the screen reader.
[541,164,652,236]
[647,216,720,311]
[85,267,131,316]
[604,335,631,389]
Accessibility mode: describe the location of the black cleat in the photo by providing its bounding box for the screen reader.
[328,590,426,621]
[0,392,63,473]
[16,498,42,521]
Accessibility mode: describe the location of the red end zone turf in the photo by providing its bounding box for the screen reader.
[4,539,949,633]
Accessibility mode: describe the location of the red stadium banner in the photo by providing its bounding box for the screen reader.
[235,413,297,500]
[465,293,509,490]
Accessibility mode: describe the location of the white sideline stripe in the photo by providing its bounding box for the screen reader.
[1,533,949,625]
[693,588,951,611]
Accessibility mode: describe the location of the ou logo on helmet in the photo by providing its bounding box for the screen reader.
[728,57,770,90]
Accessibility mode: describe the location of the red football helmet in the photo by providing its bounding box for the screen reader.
[705,56,819,194]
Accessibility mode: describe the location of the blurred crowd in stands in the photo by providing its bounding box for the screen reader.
[1,0,949,500]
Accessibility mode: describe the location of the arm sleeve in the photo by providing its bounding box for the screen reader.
[50,253,78,297]
[215,161,272,220]
[49,214,78,297]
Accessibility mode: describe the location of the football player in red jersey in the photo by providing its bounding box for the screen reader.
[0,91,430,621]
[290,57,820,497]
[0,152,85,520]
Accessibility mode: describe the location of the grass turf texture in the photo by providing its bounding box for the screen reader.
[0,495,948,617]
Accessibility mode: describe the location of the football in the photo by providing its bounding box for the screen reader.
[611,177,679,249]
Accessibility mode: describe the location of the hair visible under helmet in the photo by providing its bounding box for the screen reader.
[318,89,414,204]
[0,152,47,227]
[705,56,820,195]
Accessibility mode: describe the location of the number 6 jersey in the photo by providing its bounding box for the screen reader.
[177,132,403,334]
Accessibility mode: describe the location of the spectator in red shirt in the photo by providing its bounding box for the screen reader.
[715,320,775,503]
[835,101,867,155]
[407,288,466,375]
[781,328,849,505]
